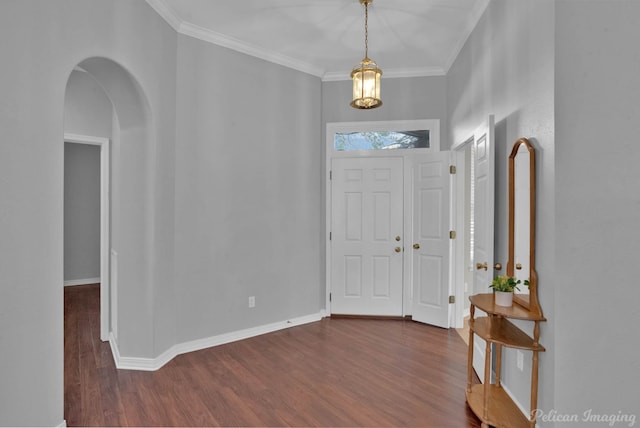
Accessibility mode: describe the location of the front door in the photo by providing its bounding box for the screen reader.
[330,157,404,316]
[410,152,451,327]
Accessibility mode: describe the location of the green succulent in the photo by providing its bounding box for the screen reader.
[490,275,529,292]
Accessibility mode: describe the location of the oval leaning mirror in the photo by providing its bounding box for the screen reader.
[508,138,541,314]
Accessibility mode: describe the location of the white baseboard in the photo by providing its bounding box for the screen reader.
[57,420,67,427]
[109,311,324,371]
[502,382,537,426]
[64,277,100,286]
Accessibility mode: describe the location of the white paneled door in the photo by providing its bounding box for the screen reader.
[411,153,451,328]
[331,157,404,316]
[471,116,495,383]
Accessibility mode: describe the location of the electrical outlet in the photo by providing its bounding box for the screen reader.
[248,296,255,308]
[516,350,524,371]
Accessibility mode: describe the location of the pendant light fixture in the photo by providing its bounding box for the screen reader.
[351,0,382,109]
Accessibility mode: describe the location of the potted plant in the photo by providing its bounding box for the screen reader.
[490,275,529,307]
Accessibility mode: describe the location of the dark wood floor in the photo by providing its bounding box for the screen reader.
[65,284,481,427]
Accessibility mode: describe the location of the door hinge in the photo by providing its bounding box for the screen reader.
[449,230,456,239]
[330,170,332,180]
[449,295,456,304]
[449,165,456,174]
[329,232,332,241]
[329,292,332,302]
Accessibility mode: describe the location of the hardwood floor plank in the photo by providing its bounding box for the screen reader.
[65,285,481,427]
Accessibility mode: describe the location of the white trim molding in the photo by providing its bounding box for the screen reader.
[322,66,446,82]
[144,0,488,81]
[64,133,108,146]
[145,0,323,78]
[502,382,533,424]
[64,277,101,287]
[109,311,324,371]
[180,22,322,78]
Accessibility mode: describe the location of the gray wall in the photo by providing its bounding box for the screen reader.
[2,0,640,426]
[0,1,177,425]
[322,76,448,128]
[446,0,556,419]
[64,70,113,138]
[173,35,323,343]
[555,0,640,418]
[1,1,323,423]
[449,0,640,423]
[64,143,100,282]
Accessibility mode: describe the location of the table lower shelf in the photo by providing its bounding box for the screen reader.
[466,384,531,428]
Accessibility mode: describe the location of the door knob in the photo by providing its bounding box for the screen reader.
[516,263,522,270]
[394,247,402,253]
[494,263,502,271]
[476,262,488,271]
[413,243,420,250]
[395,236,401,241]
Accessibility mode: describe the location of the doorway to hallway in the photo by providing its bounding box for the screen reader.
[450,116,496,381]
[64,134,111,341]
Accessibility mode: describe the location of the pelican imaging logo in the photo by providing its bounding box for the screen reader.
[534,409,636,427]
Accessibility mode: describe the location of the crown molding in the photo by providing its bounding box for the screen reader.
[146,0,181,32]
[179,21,324,77]
[146,0,470,82]
[322,66,446,82]
[146,0,324,77]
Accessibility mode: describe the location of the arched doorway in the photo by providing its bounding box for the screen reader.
[63,56,153,351]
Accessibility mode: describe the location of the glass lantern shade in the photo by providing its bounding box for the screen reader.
[351,57,382,109]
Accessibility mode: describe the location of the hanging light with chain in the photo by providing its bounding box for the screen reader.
[351,0,382,109]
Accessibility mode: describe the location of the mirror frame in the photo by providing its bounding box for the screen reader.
[508,138,541,315]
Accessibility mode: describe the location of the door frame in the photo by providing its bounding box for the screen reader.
[450,137,473,329]
[325,119,440,316]
[64,133,111,341]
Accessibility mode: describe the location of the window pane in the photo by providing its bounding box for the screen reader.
[334,130,430,151]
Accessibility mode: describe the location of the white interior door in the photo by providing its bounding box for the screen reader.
[331,157,404,316]
[472,117,495,301]
[411,152,451,328]
[471,116,495,382]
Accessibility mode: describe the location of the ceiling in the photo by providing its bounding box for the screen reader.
[146,0,489,81]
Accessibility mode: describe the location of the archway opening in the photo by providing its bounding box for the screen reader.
[62,59,154,424]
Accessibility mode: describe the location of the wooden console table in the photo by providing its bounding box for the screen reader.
[466,293,546,428]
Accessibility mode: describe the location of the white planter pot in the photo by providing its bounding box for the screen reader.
[495,291,513,307]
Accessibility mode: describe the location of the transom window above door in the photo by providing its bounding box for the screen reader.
[334,130,430,151]
[327,119,440,156]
